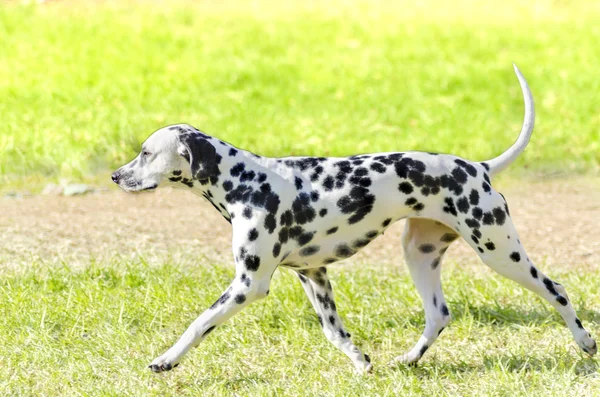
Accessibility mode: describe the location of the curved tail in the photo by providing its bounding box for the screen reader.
[483,64,535,177]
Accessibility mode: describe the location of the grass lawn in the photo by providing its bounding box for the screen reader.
[1,0,600,395]
[1,260,599,396]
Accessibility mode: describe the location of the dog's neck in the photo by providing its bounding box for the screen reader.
[171,137,276,223]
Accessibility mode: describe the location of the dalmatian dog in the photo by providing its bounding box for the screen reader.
[112,65,596,373]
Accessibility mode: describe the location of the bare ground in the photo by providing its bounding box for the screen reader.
[1,178,599,272]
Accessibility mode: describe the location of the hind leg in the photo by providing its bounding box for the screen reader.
[458,191,597,356]
[394,218,458,365]
[296,267,372,373]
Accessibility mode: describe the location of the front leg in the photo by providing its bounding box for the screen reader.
[149,255,275,372]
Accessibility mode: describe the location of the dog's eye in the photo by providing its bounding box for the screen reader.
[142,150,151,157]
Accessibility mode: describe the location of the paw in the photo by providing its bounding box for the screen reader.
[577,333,597,356]
[393,352,420,366]
[148,353,180,373]
[352,353,373,374]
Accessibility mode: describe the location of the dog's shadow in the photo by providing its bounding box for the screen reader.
[436,301,599,327]
[393,302,600,375]
[394,354,599,377]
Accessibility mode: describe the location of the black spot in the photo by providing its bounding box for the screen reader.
[484,242,495,251]
[431,257,441,269]
[482,181,491,193]
[465,218,480,229]
[264,214,277,233]
[440,233,458,243]
[478,247,484,253]
[473,229,482,238]
[575,319,584,329]
[280,210,293,227]
[300,245,320,256]
[413,203,425,211]
[317,315,323,327]
[441,304,449,316]
[471,235,479,244]
[370,162,386,173]
[543,278,558,295]
[510,252,521,262]
[433,294,437,307]
[242,206,253,219]
[180,178,194,188]
[240,170,255,182]
[454,159,478,177]
[311,191,320,202]
[469,189,480,205]
[472,207,483,220]
[245,255,260,271]
[530,267,538,278]
[337,186,375,224]
[366,230,379,239]
[235,294,246,304]
[326,227,338,235]
[329,315,336,325]
[322,176,334,191]
[292,192,316,225]
[382,218,392,227]
[443,197,458,216]
[481,162,490,171]
[240,273,251,287]
[169,176,182,182]
[353,238,370,248]
[419,345,429,357]
[294,177,303,190]
[335,244,355,258]
[203,325,216,337]
[323,258,337,264]
[272,242,282,258]
[492,207,506,226]
[457,196,470,213]
[419,244,436,253]
[172,170,182,176]
[230,162,245,177]
[248,228,259,241]
[451,167,468,184]
[556,296,568,306]
[482,212,494,225]
[405,197,417,206]
[297,231,315,246]
[257,173,267,183]
[319,208,328,217]
[364,354,371,363]
[210,289,231,309]
[398,182,413,194]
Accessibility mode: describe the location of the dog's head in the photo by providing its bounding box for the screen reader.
[112,124,220,192]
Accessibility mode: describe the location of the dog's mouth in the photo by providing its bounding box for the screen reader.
[119,181,159,193]
[139,184,158,192]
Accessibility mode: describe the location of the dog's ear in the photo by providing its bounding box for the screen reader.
[178,133,220,181]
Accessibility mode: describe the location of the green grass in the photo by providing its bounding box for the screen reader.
[0,259,598,396]
[1,0,600,191]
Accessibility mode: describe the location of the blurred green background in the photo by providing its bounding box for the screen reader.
[1,0,599,188]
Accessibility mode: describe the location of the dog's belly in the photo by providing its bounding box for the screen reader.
[277,217,402,269]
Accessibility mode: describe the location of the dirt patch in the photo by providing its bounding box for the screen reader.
[1,178,599,271]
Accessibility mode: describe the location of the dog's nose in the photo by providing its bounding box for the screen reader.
[111,172,120,183]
